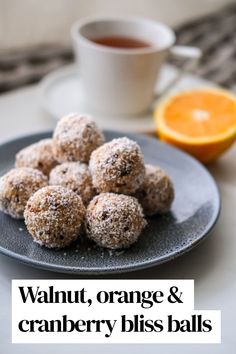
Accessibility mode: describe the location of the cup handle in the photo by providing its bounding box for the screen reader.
[156,45,202,98]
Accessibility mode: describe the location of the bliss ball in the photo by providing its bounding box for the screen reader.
[86,193,147,249]
[89,137,145,194]
[24,185,85,248]
[49,162,95,206]
[15,139,58,176]
[0,168,48,219]
[52,114,105,163]
[135,164,174,216]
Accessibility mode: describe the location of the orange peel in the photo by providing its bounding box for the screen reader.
[154,88,236,163]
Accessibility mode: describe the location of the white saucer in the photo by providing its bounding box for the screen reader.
[39,63,214,133]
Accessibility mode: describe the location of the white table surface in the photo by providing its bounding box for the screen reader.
[0,85,236,354]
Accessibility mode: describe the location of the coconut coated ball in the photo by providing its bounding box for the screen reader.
[15,139,58,176]
[86,193,147,249]
[89,137,145,194]
[52,114,105,163]
[0,168,48,219]
[135,164,174,216]
[24,185,85,248]
[49,162,95,206]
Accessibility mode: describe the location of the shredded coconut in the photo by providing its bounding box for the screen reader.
[0,167,47,219]
[89,137,145,194]
[15,139,58,176]
[49,162,95,205]
[52,114,105,163]
[135,164,174,216]
[86,193,147,249]
[24,185,85,248]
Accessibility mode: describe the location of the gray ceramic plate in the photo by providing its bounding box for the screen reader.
[0,131,220,274]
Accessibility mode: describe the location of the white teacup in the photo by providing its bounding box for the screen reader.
[71,16,201,116]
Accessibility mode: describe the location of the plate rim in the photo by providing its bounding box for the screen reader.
[0,130,221,274]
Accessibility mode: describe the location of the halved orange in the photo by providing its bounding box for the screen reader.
[154,88,236,163]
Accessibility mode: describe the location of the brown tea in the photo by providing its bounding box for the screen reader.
[92,36,151,49]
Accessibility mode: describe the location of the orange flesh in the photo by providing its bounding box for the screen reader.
[164,92,236,138]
